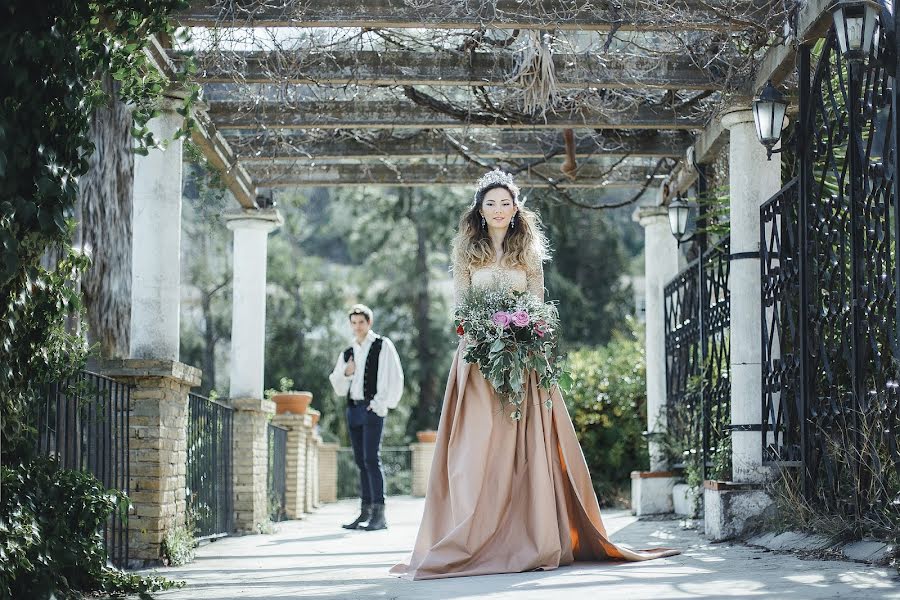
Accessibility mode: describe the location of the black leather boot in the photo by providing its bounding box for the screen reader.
[342,502,372,530]
[363,503,387,531]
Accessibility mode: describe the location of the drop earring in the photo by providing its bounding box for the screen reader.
[481,215,486,228]
[510,214,516,229]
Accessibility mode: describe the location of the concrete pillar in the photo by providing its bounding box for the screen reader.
[721,107,781,485]
[303,431,320,513]
[225,209,283,400]
[104,101,205,564]
[232,397,275,532]
[637,205,682,471]
[310,433,321,509]
[629,204,681,516]
[224,209,282,532]
[318,442,339,503]
[130,97,184,361]
[272,413,312,519]
[704,107,781,541]
[411,441,437,497]
[100,360,201,566]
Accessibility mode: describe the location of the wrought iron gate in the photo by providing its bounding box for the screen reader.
[761,26,900,521]
[664,236,731,480]
[186,392,234,540]
[38,371,131,567]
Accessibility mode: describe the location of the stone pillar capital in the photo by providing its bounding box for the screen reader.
[636,206,670,228]
[720,106,756,130]
[94,358,202,388]
[224,208,284,233]
[230,396,276,415]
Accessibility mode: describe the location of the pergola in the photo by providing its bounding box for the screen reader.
[140,0,823,208]
[117,0,847,559]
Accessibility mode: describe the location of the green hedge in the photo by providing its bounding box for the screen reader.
[563,320,649,506]
[0,456,180,599]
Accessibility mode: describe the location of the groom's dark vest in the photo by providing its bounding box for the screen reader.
[343,336,383,405]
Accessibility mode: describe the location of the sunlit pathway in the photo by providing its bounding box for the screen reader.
[145,497,900,600]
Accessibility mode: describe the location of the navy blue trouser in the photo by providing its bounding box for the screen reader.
[347,402,385,505]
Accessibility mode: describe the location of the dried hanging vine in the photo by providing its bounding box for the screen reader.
[175,0,791,207]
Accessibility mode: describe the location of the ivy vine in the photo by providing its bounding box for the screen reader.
[0,1,197,596]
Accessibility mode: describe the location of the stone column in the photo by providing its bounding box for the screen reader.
[101,100,204,565]
[411,441,437,497]
[271,413,311,519]
[130,96,184,361]
[318,442,339,503]
[101,361,200,566]
[721,107,781,484]
[310,433,321,508]
[704,107,781,540]
[232,397,275,532]
[303,430,318,513]
[225,209,283,532]
[630,205,681,515]
[225,209,283,401]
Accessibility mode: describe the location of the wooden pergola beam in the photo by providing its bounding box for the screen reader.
[179,0,773,32]
[244,161,662,188]
[208,101,705,130]
[663,0,833,199]
[145,35,257,208]
[225,131,692,160]
[179,50,723,91]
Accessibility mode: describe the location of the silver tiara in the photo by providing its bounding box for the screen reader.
[471,169,524,207]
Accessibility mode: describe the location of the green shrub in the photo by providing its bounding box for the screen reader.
[563,319,649,506]
[0,456,181,599]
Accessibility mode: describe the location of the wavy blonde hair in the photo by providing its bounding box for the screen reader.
[452,183,550,271]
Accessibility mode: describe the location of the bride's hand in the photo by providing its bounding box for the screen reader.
[344,356,356,376]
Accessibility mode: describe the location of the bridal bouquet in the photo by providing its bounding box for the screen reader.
[454,283,572,420]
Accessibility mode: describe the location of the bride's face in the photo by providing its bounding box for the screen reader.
[480,187,518,231]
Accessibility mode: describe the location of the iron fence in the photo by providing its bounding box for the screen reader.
[267,423,288,521]
[37,371,130,568]
[663,236,731,479]
[761,178,803,466]
[760,29,900,521]
[186,393,234,540]
[337,446,412,499]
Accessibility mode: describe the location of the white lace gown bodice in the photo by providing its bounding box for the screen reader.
[453,256,545,304]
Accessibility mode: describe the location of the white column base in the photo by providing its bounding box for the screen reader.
[673,483,700,517]
[630,471,675,516]
[703,481,774,541]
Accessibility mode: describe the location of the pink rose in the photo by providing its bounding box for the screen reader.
[491,311,512,328]
[511,310,530,327]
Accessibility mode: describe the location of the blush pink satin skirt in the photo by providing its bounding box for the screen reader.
[390,341,680,580]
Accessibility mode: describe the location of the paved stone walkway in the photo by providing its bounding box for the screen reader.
[146,497,900,599]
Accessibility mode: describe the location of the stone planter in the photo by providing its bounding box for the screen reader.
[273,391,313,415]
[307,408,321,426]
[416,430,438,443]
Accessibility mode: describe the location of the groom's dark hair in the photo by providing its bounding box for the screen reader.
[348,303,373,323]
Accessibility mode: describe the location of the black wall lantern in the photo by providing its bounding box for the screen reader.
[752,80,789,161]
[667,193,693,242]
[830,0,881,62]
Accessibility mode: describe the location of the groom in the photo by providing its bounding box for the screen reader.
[329,304,404,531]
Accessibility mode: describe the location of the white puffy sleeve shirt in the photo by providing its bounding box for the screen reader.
[328,332,404,418]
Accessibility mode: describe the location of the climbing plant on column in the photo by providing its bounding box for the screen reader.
[0,1,195,597]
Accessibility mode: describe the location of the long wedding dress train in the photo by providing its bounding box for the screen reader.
[390,339,680,580]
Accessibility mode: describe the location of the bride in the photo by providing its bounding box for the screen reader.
[390,170,679,580]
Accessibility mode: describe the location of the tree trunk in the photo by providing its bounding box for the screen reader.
[77,72,133,358]
[410,191,438,431]
[200,291,217,396]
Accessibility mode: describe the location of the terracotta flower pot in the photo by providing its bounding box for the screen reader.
[273,391,313,415]
[307,408,321,426]
[416,430,438,443]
